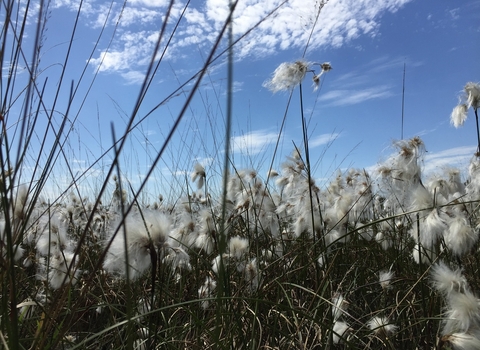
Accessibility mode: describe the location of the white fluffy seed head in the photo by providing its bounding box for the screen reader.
[103,210,171,280]
[367,316,398,336]
[451,104,469,128]
[431,261,468,296]
[445,217,477,257]
[191,163,206,189]
[443,289,480,335]
[332,294,349,321]
[228,236,249,259]
[442,332,480,350]
[379,270,395,290]
[332,321,351,344]
[465,82,480,109]
[263,60,310,92]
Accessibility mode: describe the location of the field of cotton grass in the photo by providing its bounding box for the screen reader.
[2,1,480,349]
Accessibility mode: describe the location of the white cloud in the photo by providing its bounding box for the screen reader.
[319,85,392,106]
[449,8,460,20]
[423,146,476,175]
[118,7,162,27]
[319,55,424,106]
[121,70,147,85]
[52,0,414,82]
[193,157,214,168]
[128,0,169,7]
[230,130,279,155]
[89,30,159,72]
[309,133,340,148]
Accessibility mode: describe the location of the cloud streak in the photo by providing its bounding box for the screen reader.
[230,130,279,155]
[319,85,393,106]
[423,146,476,175]
[309,133,340,148]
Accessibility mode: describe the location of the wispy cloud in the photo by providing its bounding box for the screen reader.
[423,145,476,175]
[309,133,340,148]
[322,55,423,106]
[319,85,393,106]
[230,130,279,155]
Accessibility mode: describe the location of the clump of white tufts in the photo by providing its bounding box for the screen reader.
[367,316,398,337]
[228,236,249,259]
[198,276,217,309]
[451,104,469,128]
[43,252,81,290]
[244,258,262,292]
[431,261,480,341]
[379,270,395,290]
[431,262,468,296]
[35,213,70,256]
[442,332,480,350]
[331,294,349,321]
[464,82,480,109]
[263,60,310,92]
[191,162,206,189]
[444,216,478,257]
[103,210,171,280]
[263,60,331,93]
[332,320,351,344]
[443,289,480,335]
[450,82,480,129]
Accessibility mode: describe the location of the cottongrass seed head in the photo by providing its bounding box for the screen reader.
[103,209,171,280]
[332,320,351,344]
[451,103,468,128]
[443,289,480,335]
[464,82,480,109]
[228,236,249,259]
[431,261,468,296]
[263,60,310,92]
[451,82,480,128]
[332,294,349,321]
[379,270,395,290]
[367,316,398,337]
[442,332,480,350]
[191,162,206,189]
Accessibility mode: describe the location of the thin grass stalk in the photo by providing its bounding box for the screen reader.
[0,3,41,337]
[299,83,316,239]
[12,0,38,179]
[111,123,135,350]
[475,108,480,155]
[298,83,327,307]
[214,1,236,347]
[264,91,293,193]
[0,0,39,229]
[302,0,329,58]
[401,62,406,140]
[0,169,18,350]
[127,181,158,349]
[1,0,30,121]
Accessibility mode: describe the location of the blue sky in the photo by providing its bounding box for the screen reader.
[4,0,480,201]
